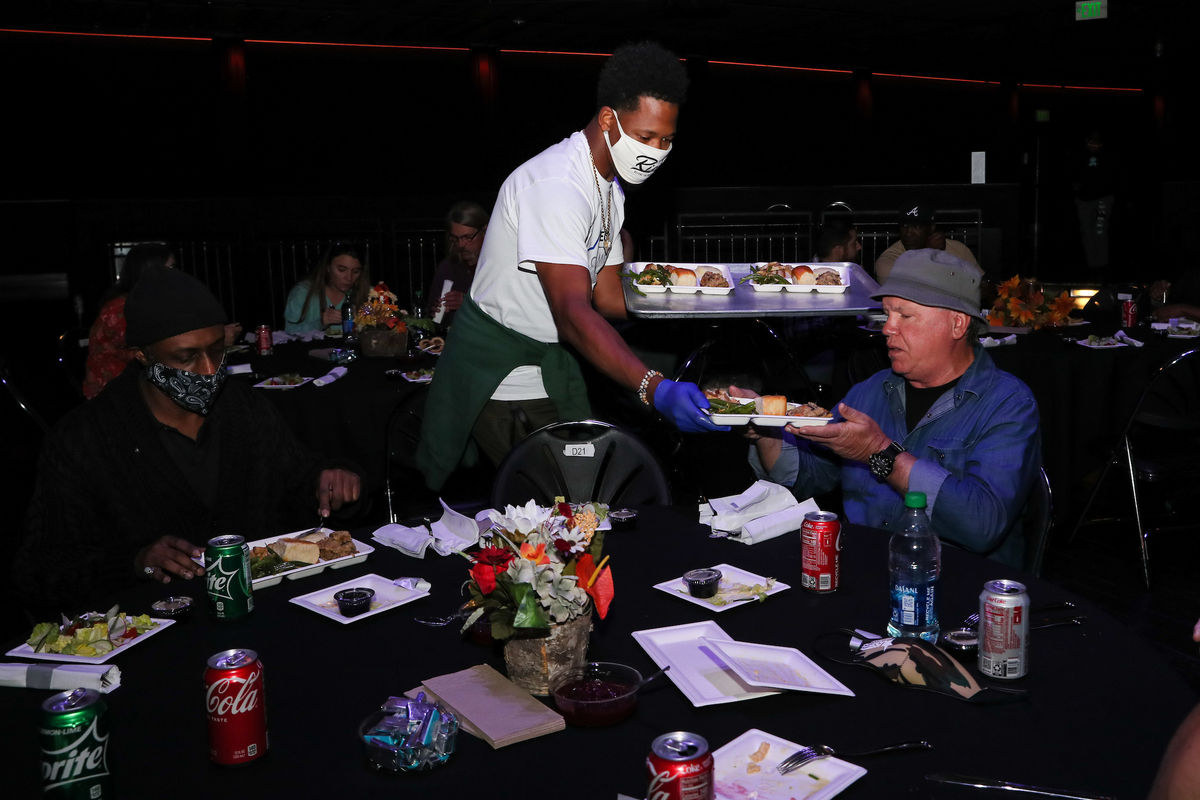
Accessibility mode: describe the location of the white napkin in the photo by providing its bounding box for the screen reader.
[431,279,454,324]
[700,480,801,536]
[313,366,347,386]
[430,499,481,556]
[733,498,821,545]
[1115,330,1144,347]
[0,662,121,693]
[979,334,1017,348]
[372,523,433,558]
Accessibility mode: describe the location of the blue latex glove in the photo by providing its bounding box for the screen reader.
[653,378,730,433]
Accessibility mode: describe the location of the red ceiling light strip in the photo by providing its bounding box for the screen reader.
[0,27,210,41]
[0,28,1144,92]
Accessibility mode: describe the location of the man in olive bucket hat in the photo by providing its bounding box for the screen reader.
[15,267,361,615]
[744,249,1041,567]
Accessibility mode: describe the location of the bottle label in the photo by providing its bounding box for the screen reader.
[890,580,938,628]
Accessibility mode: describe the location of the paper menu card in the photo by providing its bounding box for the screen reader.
[413,664,564,748]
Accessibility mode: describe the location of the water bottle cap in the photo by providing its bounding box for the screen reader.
[904,491,927,509]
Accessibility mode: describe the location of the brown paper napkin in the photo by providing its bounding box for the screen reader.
[408,664,563,748]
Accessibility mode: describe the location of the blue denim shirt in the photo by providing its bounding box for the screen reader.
[750,347,1041,566]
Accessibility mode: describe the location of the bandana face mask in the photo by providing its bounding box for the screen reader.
[602,111,671,185]
[143,355,227,416]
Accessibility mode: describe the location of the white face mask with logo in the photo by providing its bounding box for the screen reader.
[602,110,671,185]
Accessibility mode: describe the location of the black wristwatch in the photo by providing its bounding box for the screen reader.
[868,441,906,480]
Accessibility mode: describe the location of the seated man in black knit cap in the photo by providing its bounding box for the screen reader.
[14,267,362,616]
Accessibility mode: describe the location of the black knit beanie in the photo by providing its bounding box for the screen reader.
[125,267,228,346]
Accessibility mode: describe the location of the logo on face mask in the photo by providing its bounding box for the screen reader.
[603,110,671,185]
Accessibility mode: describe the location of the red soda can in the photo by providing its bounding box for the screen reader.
[646,731,714,800]
[205,648,268,765]
[255,324,273,356]
[800,510,841,593]
[1117,294,1137,328]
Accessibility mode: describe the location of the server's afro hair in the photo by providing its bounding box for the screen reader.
[596,41,688,113]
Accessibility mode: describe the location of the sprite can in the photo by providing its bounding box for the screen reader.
[40,688,112,798]
[205,535,255,619]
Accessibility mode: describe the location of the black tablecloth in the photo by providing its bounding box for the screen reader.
[2,506,1193,798]
[226,341,433,494]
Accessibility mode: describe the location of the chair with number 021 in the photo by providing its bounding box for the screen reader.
[1070,347,1200,587]
[490,420,672,510]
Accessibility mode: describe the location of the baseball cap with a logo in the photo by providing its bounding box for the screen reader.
[898,203,934,225]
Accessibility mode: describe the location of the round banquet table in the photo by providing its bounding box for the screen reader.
[2,506,1193,798]
[225,340,435,494]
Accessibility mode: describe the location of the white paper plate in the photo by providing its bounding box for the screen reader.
[713,729,867,800]
[245,530,374,588]
[749,263,849,294]
[7,618,175,664]
[402,370,434,383]
[253,376,313,389]
[288,573,430,624]
[702,638,854,695]
[627,262,734,295]
[632,620,779,706]
[653,563,789,612]
[1075,338,1126,349]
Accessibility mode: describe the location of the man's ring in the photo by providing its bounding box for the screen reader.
[143,566,156,576]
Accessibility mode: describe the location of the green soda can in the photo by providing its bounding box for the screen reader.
[205,534,255,619]
[40,688,112,798]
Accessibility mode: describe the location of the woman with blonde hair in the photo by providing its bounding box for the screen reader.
[284,242,370,333]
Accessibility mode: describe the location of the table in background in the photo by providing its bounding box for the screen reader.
[227,341,435,494]
[1,506,1191,798]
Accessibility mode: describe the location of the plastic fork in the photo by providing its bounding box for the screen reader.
[776,740,931,775]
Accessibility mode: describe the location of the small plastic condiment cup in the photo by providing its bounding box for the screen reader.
[609,508,638,531]
[683,568,722,599]
[334,588,375,617]
[151,596,194,621]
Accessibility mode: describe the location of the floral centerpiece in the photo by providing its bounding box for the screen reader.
[461,500,613,641]
[989,275,1076,330]
[355,282,408,332]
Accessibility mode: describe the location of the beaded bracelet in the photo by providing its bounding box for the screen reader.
[637,370,663,406]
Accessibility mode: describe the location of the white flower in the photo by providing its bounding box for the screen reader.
[489,500,552,536]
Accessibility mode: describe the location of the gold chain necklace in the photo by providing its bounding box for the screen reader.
[588,148,613,251]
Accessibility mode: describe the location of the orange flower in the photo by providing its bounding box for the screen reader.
[1006,298,1036,325]
[996,276,1021,299]
[519,542,550,565]
[1052,292,1075,317]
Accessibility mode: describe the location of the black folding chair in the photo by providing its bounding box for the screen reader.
[1071,348,1200,586]
[491,420,671,509]
[56,328,89,399]
[1023,466,1053,577]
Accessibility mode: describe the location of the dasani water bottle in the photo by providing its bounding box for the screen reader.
[886,491,941,642]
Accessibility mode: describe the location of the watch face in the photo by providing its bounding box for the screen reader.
[869,446,897,479]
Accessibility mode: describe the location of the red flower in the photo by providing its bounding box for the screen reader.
[475,546,515,568]
[469,547,516,594]
[553,538,573,556]
[470,563,500,594]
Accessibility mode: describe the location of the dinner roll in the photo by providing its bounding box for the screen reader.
[670,267,698,286]
[792,265,816,285]
[761,395,787,416]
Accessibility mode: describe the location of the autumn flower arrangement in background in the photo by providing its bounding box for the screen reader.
[460,500,614,641]
[354,282,407,332]
[989,275,1076,330]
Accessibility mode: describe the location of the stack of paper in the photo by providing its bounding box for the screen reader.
[411,664,563,748]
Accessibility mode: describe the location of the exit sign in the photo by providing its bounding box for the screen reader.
[1076,0,1108,20]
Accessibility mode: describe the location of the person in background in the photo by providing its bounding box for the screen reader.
[15,267,362,616]
[743,249,1040,567]
[428,201,489,328]
[1072,129,1117,275]
[873,203,979,283]
[83,243,242,399]
[417,41,725,489]
[814,219,862,263]
[284,242,370,333]
[1146,617,1200,799]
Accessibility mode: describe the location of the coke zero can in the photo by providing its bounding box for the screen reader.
[205,648,268,764]
[978,579,1029,679]
[646,731,714,800]
[255,324,273,355]
[801,510,841,593]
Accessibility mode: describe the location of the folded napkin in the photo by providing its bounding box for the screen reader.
[0,662,121,693]
[979,334,1017,348]
[1115,330,1144,347]
[409,664,563,748]
[701,480,800,534]
[734,498,821,545]
[372,523,433,558]
[313,366,347,386]
[371,499,482,558]
[429,499,480,556]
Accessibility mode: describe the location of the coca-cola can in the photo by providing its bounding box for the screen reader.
[1121,300,1137,328]
[205,648,268,765]
[800,511,841,593]
[255,324,273,356]
[978,579,1029,679]
[646,731,714,800]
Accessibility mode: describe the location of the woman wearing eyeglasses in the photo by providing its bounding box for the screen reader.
[428,201,489,328]
[284,242,370,334]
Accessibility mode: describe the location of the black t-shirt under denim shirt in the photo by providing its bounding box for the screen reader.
[904,377,961,433]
